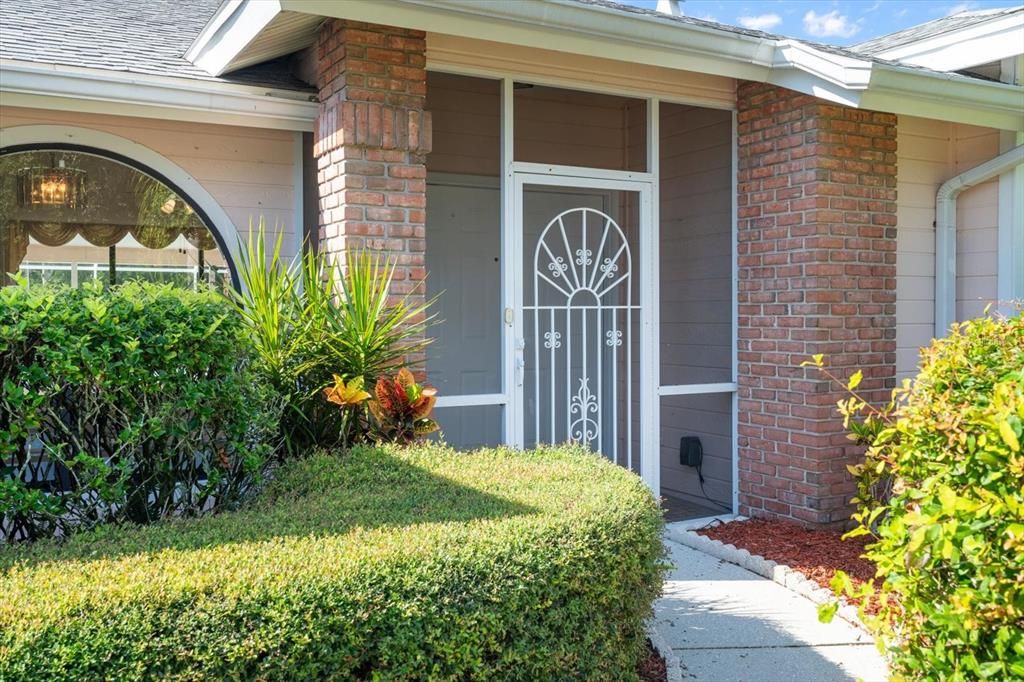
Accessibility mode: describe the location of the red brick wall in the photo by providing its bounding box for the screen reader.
[313,19,430,307]
[735,82,898,526]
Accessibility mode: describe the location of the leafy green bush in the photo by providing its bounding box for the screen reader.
[0,280,280,542]
[816,312,1024,681]
[231,225,434,455]
[0,444,666,680]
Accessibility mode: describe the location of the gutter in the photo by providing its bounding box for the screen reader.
[186,0,1024,132]
[0,59,319,132]
[935,144,1024,336]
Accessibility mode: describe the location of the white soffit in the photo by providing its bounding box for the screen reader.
[186,1,324,76]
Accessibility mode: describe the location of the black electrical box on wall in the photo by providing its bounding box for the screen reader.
[680,436,703,468]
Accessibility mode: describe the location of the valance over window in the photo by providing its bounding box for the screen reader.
[1,149,230,288]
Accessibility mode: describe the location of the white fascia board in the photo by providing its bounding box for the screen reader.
[278,0,774,82]
[185,0,246,64]
[871,13,1024,72]
[767,40,871,107]
[0,60,318,132]
[863,65,1024,132]
[773,40,873,89]
[186,0,282,77]
[179,0,1023,133]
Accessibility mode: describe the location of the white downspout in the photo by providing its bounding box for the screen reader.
[934,143,1024,337]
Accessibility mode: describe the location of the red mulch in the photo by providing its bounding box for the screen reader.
[697,517,880,614]
[638,640,667,682]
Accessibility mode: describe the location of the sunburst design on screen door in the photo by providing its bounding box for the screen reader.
[527,206,636,468]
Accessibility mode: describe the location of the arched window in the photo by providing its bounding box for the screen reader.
[0,147,234,289]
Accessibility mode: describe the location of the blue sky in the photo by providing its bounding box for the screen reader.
[622,1,1016,45]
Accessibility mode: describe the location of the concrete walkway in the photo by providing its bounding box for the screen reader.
[655,538,889,682]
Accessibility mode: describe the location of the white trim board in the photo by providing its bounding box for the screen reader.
[0,59,318,132]
[292,132,306,258]
[935,143,1024,335]
[997,129,1024,313]
[188,0,1024,132]
[658,383,738,396]
[434,394,508,409]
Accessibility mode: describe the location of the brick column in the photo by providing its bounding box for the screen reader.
[313,20,431,306]
[736,82,898,527]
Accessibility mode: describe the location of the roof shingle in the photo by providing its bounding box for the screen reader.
[851,6,1024,56]
[0,0,315,92]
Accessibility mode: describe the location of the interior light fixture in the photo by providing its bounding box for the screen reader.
[16,153,86,208]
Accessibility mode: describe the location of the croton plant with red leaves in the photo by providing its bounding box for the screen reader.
[368,368,440,444]
[324,368,440,445]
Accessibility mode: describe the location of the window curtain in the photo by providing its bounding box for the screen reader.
[13,221,209,250]
[1,222,29,284]
[130,225,180,250]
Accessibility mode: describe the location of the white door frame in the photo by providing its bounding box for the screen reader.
[509,168,658,491]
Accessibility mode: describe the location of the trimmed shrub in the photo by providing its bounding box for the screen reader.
[0,281,280,542]
[0,444,666,681]
[819,312,1024,681]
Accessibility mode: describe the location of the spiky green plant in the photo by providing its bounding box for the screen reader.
[229,221,435,456]
[326,249,434,382]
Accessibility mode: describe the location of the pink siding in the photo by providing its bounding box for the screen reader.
[426,33,737,110]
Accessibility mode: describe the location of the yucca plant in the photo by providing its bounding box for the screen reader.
[229,221,435,456]
[327,249,435,382]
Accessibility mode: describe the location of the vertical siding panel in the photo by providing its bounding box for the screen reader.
[896,116,1002,382]
[953,124,1001,322]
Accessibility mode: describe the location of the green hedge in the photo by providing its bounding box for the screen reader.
[831,312,1024,680]
[0,444,665,680]
[1,281,279,542]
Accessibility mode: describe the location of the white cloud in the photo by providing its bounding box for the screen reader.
[737,13,783,31]
[802,10,862,38]
[945,2,977,16]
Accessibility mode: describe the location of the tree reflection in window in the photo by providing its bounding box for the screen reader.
[0,149,230,289]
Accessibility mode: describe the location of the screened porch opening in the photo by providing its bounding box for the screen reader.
[425,72,503,449]
[424,73,736,518]
[659,103,735,520]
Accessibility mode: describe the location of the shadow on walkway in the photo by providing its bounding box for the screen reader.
[655,539,888,682]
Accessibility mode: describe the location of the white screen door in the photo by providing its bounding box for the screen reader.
[511,173,654,478]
